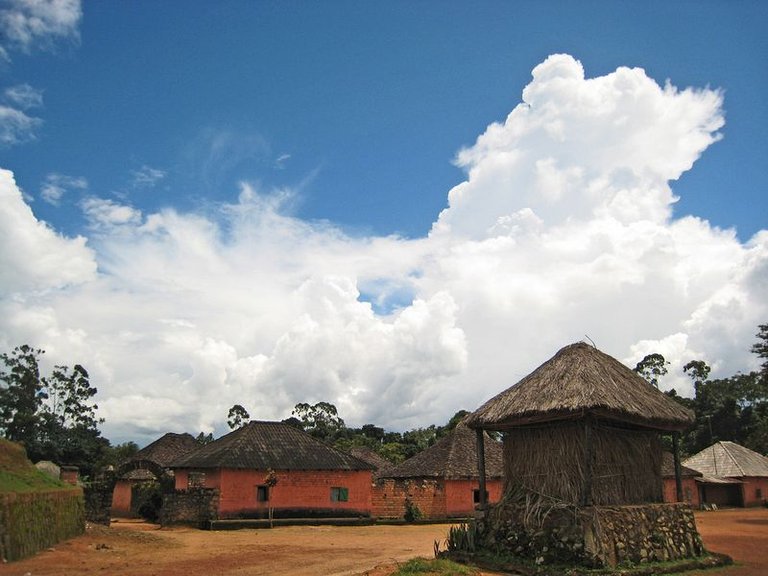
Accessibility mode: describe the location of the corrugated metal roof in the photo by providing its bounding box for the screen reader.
[170,421,374,471]
[683,441,768,478]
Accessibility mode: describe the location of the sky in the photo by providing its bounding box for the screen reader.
[1,1,766,447]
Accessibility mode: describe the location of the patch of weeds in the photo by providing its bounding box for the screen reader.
[393,557,478,575]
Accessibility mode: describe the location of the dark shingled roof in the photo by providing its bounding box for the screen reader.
[661,452,702,478]
[683,441,768,478]
[120,432,199,480]
[379,422,503,480]
[466,342,694,432]
[347,447,394,476]
[170,421,374,471]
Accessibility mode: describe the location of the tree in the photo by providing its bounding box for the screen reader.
[751,323,768,378]
[0,345,47,450]
[227,404,250,430]
[196,432,214,444]
[291,401,345,441]
[633,353,669,387]
[0,346,107,476]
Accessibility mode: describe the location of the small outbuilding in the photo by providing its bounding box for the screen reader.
[169,421,374,521]
[111,432,198,517]
[465,342,704,568]
[683,441,768,508]
[373,421,503,520]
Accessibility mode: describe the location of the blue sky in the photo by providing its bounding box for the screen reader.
[5,1,766,240]
[1,1,767,445]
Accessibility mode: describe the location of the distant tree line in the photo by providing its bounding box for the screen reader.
[634,323,768,456]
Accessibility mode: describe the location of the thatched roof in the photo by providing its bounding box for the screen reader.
[465,342,694,432]
[379,423,503,480]
[170,421,374,471]
[661,452,702,478]
[347,447,394,476]
[683,441,768,478]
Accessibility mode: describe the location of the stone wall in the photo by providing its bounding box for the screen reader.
[0,489,84,562]
[83,480,114,525]
[483,502,705,568]
[161,488,219,526]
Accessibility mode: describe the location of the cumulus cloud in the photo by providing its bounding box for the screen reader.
[0,54,765,445]
[4,83,43,109]
[0,168,96,297]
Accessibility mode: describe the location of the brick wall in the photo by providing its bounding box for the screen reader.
[742,477,768,507]
[175,468,372,519]
[662,477,700,508]
[372,477,504,520]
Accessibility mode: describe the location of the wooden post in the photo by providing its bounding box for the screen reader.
[582,417,594,507]
[475,428,488,513]
[672,431,684,502]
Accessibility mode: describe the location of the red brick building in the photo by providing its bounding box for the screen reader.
[112,432,198,517]
[661,451,701,507]
[170,421,374,519]
[683,441,768,507]
[373,422,503,519]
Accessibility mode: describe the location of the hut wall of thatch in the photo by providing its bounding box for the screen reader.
[503,420,662,506]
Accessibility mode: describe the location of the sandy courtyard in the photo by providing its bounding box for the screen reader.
[2,507,767,576]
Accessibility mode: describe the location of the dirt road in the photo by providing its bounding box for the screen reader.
[3,507,767,576]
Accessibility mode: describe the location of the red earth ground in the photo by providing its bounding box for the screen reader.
[2,507,767,576]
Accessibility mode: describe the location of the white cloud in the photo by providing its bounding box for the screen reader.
[0,55,765,446]
[40,172,87,205]
[131,165,166,188]
[81,197,143,230]
[0,0,82,54]
[0,104,42,146]
[4,83,43,109]
[0,168,96,297]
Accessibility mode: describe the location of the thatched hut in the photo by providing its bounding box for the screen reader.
[466,342,693,506]
[464,342,704,567]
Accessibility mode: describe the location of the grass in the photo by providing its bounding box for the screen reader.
[0,438,75,493]
[391,557,479,575]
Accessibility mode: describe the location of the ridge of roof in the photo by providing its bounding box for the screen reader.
[170,420,374,471]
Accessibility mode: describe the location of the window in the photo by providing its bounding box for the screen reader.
[188,471,206,488]
[330,487,349,502]
[256,485,269,502]
[473,489,489,504]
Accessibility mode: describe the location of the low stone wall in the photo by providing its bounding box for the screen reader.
[0,489,84,562]
[161,488,219,526]
[483,502,705,568]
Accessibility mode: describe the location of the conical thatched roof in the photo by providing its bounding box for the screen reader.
[683,441,768,478]
[170,421,374,471]
[465,342,694,432]
[379,422,503,480]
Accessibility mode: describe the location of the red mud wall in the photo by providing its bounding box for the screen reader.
[742,477,768,507]
[662,477,700,508]
[176,468,372,518]
[111,479,132,516]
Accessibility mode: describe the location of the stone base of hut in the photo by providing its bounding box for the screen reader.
[481,502,705,568]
